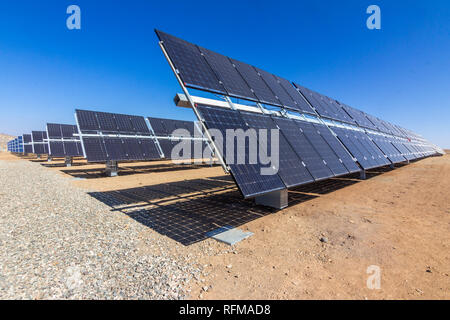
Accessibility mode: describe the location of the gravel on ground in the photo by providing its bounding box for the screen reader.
[0,159,202,299]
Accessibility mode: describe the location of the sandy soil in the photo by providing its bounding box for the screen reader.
[7,152,450,299]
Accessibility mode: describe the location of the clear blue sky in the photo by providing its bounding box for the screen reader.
[0,1,449,147]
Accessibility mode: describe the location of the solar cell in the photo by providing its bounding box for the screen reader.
[155,30,226,94]
[147,117,167,136]
[196,104,286,198]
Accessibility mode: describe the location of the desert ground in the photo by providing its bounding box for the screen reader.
[0,151,448,299]
[0,134,14,152]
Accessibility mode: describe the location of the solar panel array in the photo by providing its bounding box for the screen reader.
[46,123,83,157]
[157,30,443,199]
[75,110,207,163]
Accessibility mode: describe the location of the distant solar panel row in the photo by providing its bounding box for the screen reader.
[75,110,207,162]
[7,138,23,153]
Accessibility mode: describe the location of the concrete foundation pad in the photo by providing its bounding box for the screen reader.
[207,226,253,246]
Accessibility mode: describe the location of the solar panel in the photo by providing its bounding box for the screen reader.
[272,75,315,114]
[76,109,99,132]
[196,104,286,198]
[63,141,83,157]
[197,46,257,101]
[312,124,361,173]
[355,132,390,166]
[155,30,226,94]
[299,121,349,176]
[332,127,376,170]
[49,141,65,157]
[239,111,314,188]
[82,137,107,162]
[24,145,33,153]
[47,123,62,139]
[271,117,334,181]
[61,124,79,139]
[230,58,281,106]
[254,67,297,109]
[23,134,31,143]
[369,134,406,163]
[32,131,44,142]
[345,130,380,167]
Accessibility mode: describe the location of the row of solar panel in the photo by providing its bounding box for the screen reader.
[156,30,424,141]
[7,138,23,153]
[74,110,209,162]
[156,30,315,115]
[76,109,151,135]
[196,105,437,198]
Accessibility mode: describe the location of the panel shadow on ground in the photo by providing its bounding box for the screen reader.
[85,172,392,246]
[60,162,217,179]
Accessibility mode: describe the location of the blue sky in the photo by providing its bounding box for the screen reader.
[0,0,449,147]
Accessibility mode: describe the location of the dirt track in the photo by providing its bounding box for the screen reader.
[3,152,450,299]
